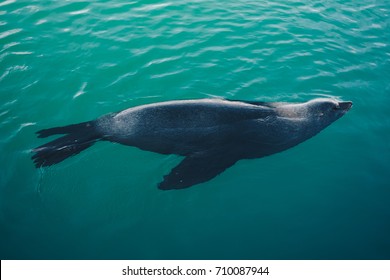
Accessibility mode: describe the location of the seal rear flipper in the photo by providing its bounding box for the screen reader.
[36,121,93,138]
[158,154,238,190]
[32,121,100,167]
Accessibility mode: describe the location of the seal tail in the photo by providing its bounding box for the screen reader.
[32,121,100,168]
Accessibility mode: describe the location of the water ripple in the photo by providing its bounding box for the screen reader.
[0,0,16,8]
[151,69,188,79]
[144,55,182,68]
[134,3,173,12]
[0,28,22,40]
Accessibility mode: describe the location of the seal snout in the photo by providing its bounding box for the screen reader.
[339,101,352,111]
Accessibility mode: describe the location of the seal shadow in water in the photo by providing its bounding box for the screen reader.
[32,98,352,190]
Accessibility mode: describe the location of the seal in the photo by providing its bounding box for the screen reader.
[32,98,352,190]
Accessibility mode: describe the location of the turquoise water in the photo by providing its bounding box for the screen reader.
[1,0,389,259]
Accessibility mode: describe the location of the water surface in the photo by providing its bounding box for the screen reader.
[1,0,389,259]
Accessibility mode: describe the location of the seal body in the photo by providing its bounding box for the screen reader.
[32,98,352,190]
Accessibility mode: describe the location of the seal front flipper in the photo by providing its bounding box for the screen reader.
[158,154,238,190]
